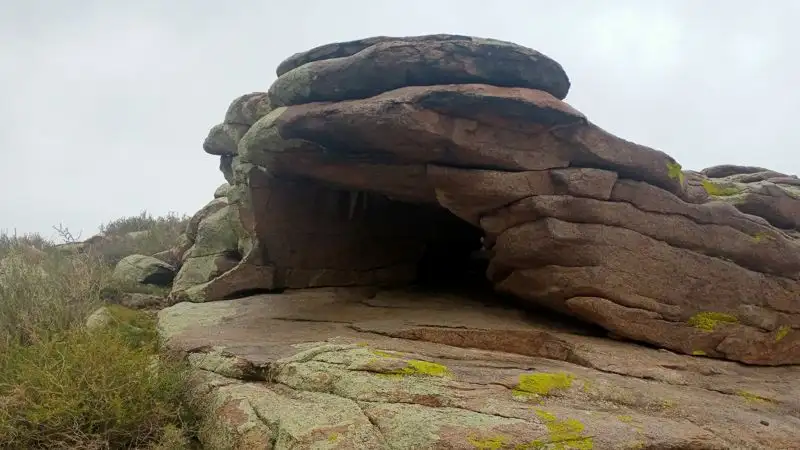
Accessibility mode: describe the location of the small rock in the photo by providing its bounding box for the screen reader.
[85,307,114,330]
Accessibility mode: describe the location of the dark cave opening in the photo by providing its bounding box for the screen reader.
[414,218,490,291]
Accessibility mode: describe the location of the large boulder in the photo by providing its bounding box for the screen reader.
[180,33,800,368]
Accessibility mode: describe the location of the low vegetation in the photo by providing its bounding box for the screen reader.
[0,211,195,449]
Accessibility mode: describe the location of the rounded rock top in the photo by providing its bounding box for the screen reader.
[269,34,571,107]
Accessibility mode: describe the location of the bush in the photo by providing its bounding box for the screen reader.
[0,231,52,259]
[0,326,193,449]
[93,211,189,266]
[0,248,110,347]
[99,211,186,236]
[0,216,196,449]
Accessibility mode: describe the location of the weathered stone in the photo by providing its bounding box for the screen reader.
[702,164,772,178]
[115,292,164,309]
[269,34,571,107]
[244,84,683,196]
[203,123,248,156]
[85,306,114,330]
[112,254,175,287]
[172,206,241,296]
[159,288,800,450]
[185,197,229,243]
[223,92,272,127]
[276,34,477,75]
[213,183,231,199]
[488,217,799,365]
[219,155,234,184]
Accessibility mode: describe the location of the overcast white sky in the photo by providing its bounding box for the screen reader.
[2,1,798,239]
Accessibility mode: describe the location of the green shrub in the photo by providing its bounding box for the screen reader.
[92,211,189,265]
[0,325,193,449]
[99,210,189,240]
[0,231,52,259]
[0,215,196,449]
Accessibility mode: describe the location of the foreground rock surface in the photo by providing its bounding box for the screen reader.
[159,288,800,450]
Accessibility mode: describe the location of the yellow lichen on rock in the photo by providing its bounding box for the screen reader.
[666,162,685,185]
[467,434,509,449]
[736,390,775,404]
[751,231,774,243]
[691,350,707,356]
[775,325,791,342]
[376,358,453,379]
[687,312,738,332]
[701,179,742,196]
[371,349,401,358]
[513,372,575,399]
[534,409,593,450]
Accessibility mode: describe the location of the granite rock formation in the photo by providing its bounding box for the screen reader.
[171,34,800,371]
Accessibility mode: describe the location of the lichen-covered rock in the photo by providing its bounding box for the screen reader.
[159,288,800,450]
[171,205,242,299]
[203,123,248,156]
[224,92,272,127]
[213,183,231,199]
[85,306,114,330]
[691,166,800,230]
[112,254,175,287]
[269,34,571,107]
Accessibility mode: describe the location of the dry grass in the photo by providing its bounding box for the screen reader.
[0,212,196,449]
[94,211,190,265]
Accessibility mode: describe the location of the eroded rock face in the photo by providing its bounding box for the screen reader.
[180,34,800,366]
[158,288,800,450]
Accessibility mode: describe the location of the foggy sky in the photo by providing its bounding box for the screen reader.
[2,1,799,239]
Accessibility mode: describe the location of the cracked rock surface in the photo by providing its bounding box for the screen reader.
[158,288,800,450]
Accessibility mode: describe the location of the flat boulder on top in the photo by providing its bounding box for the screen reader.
[268,34,571,107]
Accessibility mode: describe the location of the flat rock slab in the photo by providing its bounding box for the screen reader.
[158,288,800,449]
[268,34,571,107]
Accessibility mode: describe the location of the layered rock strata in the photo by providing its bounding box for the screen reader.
[174,34,800,366]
